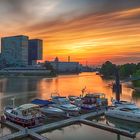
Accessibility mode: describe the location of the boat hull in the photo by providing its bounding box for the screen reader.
[105,110,140,123]
[81,104,96,111]
[40,107,66,117]
[51,105,80,116]
[4,109,44,128]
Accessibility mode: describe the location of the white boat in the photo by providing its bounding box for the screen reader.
[106,116,140,133]
[105,105,140,123]
[31,99,65,117]
[40,106,65,117]
[4,104,45,128]
[51,93,80,116]
[112,99,135,107]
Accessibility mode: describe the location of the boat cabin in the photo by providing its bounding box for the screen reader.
[14,104,40,117]
[52,96,70,105]
[82,93,108,106]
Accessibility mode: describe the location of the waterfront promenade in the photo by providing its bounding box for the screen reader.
[0,109,136,140]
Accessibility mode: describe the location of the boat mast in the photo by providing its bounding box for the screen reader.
[114,67,121,101]
[11,97,15,108]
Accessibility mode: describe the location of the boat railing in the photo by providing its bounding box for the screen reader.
[5,105,13,110]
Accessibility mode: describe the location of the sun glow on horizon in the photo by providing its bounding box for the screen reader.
[0,0,140,65]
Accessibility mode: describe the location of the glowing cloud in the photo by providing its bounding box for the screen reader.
[0,0,140,65]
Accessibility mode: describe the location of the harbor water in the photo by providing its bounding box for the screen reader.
[0,72,140,139]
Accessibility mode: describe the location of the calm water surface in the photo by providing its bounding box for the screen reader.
[42,124,133,140]
[0,72,140,139]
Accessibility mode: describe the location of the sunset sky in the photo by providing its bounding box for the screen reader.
[0,0,140,65]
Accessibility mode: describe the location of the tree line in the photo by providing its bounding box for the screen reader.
[100,61,140,83]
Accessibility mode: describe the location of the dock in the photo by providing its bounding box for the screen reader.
[0,109,137,140]
[80,119,136,138]
[28,131,48,140]
[1,130,28,140]
[0,120,24,130]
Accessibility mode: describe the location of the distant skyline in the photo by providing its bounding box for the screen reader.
[0,0,140,65]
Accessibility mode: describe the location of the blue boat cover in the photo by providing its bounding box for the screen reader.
[31,99,53,106]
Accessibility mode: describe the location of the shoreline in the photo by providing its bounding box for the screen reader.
[101,75,140,88]
[0,72,82,78]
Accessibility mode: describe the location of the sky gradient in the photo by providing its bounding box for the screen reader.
[0,0,140,65]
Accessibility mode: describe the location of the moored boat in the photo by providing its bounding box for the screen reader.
[31,99,65,117]
[4,104,45,128]
[105,105,140,123]
[111,99,135,107]
[80,93,108,111]
[68,95,82,106]
[106,116,140,133]
[51,93,80,116]
[40,106,65,117]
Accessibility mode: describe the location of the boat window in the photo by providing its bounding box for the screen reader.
[120,108,132,112]
[11,110,18,115]
[11,110,15,114]
[22,110,28,116]
[59,98,69,104]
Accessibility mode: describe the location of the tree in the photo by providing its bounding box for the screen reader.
[132,70,140,87]
[100,61,116,77]
[43,62,56,75]
[136,63,140,70]
[43,62,54,70]
[119,63,137,78]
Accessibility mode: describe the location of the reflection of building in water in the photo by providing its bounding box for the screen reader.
[3,78,28,93]
[0,79,7,93]
[1,78,39,104]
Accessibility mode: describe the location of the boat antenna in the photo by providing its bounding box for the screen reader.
[81,86,86,97]
[11,97,15,108]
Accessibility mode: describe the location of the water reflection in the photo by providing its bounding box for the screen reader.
[93,115,140,133]
[42,124,132,140]
[132,91,140,105]
[0,124,16,137]
[0,72,139,110]
[0,72,139,139]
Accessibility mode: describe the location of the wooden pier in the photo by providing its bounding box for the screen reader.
[0,109,137,140]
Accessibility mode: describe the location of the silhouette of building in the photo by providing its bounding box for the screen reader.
[47,57,80,73]
[28,39,43,65]
[0,35,43,67]
[1,35,29,66]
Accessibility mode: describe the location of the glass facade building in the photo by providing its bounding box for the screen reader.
[28,39,43,65]
[1,35,29,66]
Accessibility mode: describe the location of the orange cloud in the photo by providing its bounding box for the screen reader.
[0,1,140,65]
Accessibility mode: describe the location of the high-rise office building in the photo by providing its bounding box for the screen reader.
[28,39,43,65]
[1,35,29,66]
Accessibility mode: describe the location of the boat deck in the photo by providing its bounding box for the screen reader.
[0,108,136,140]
